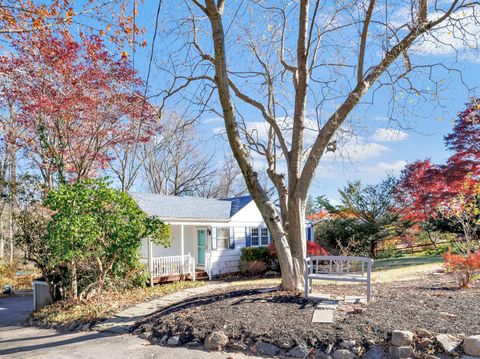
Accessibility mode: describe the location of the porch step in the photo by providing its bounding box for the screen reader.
[195,270,209,280]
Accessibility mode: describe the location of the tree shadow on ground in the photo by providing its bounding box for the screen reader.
[136,287,315,326]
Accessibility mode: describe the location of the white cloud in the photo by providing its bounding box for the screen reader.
[323,138,391,162]
[416,9,480,62]
[203,117,223,125]
[371,128,408,142]
[212,127,225,135]
[376,160,408,173]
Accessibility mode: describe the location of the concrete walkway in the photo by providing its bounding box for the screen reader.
[93,282,231,333]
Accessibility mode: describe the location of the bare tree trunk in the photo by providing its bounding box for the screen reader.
[202,0,299,290]
[8,207,13,263]
[286,196,307,290]
[70,261,78,300]
[0,209,4,260]
[425,229,438,249]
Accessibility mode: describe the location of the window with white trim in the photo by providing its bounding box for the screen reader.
[216,227,229,249]
[251,228,259,246]
[261,227,269,245]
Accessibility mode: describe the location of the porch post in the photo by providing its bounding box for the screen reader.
[180,224,185,258]
[148,238,154,287]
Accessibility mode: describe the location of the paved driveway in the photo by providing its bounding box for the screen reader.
[0,293,33,327]
[0,294,261,359]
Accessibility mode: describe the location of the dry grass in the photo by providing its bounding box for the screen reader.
[0,261,39,295]
[227,255,443,288]
[31,280,205,327]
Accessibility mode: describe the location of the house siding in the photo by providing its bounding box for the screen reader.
[209,225,261,276]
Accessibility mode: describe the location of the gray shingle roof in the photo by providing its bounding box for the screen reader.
[131,193,249,221]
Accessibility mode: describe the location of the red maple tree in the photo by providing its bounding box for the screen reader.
[395,99,480,257]
[0,29,158,186]
[396,99,480,222]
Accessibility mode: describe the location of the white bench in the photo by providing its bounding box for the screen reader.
[304,255,374,303]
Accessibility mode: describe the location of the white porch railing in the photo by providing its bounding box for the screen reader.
[205,253,212,281]
[148,254,196,283]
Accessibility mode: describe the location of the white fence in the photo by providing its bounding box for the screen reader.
[148,254,196,283]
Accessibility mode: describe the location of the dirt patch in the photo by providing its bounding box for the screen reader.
[135,273,480,350]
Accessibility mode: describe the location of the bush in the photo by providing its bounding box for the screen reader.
[240,246,272,263]
[0,262,16,290]
[239,260,268,276]
[443,251,480,288]
[16,178,170,301]
[314,218,376,256]
[240,247,278,272]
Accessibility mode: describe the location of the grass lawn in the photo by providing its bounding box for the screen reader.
[31,280,205,327]
[373,255,443,270]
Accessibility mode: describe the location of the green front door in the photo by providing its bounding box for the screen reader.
[197,229,206,266]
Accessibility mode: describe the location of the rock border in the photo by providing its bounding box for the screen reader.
[134,328,480,358]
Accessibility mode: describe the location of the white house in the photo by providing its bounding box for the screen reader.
[131,193,313,283]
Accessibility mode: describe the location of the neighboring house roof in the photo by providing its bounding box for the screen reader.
[130,193,252,221]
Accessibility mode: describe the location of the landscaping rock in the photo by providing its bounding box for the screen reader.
[150,336,159,344]
[285,345,310,358]
[324,343,334,354]
[436,334,461,354]
[230,341,248,351]
[388,346,414,359]
[186,340,201,347]
[68,321,78,331]
[204,331,229,351]
[139,331,151,340]
[416,337,433,351]
[416,328,434,339]
[362,346,384,359]
[332,349,357,359]
[340,340,357,349]
[159,334,168,344]
[255,341,280,356]
[391,330,414,347]
[314,352,333,359]
[166,336,180,346]
[464,335,480,357]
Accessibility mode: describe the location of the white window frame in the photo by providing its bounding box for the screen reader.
[250,227,260,246]
[216,227,230,250]
[260,227,269,246]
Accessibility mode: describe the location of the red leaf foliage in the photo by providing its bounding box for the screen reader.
[395,99,480,223]
[443,251,480,288]
[0,30,158,182]
[268,241,328,257]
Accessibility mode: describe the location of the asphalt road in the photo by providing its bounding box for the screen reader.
[0,294,261,359]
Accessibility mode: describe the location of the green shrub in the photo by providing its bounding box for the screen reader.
[240,247,271,262]
[240,247,278,272]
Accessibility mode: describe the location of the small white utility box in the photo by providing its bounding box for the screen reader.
[32,280,53,310]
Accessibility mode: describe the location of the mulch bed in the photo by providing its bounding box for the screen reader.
[134,273,480,350]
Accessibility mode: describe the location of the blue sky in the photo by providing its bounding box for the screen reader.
[110,2,480,201]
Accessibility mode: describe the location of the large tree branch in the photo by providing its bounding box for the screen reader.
[299,0,460,199]
[289,0,310,192]
[357,0,376,83]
